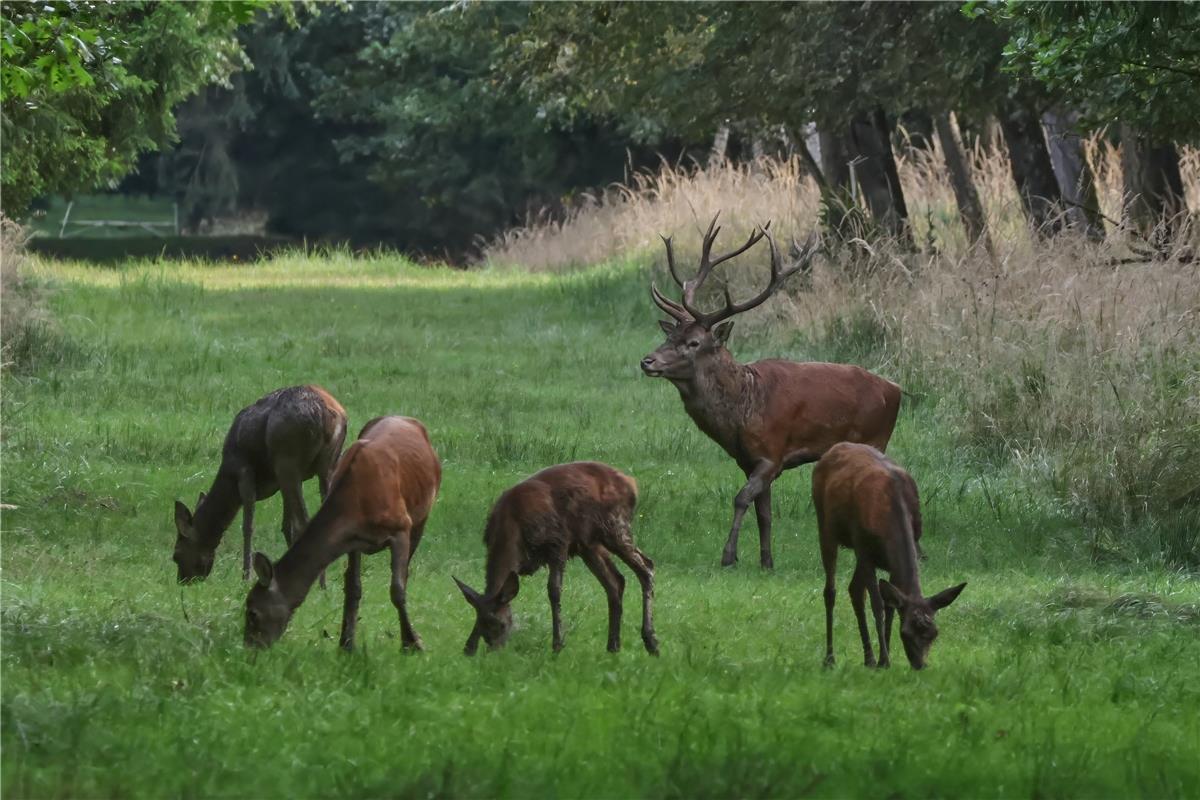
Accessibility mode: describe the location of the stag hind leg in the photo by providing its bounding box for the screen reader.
[722,460,777,567]
[581,547,625,653]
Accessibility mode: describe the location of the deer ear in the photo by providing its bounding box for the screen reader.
[658,319,676,335]
[252,552,274,587]
[494,571,520,605]
[712,320,734,345]
[929,582,967,611]
[879,580,908,609]
[454,576,484,610]
[174,501,194,536]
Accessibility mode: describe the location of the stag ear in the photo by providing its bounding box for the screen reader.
[712,320,734,345]
[174,501,194,537]
[879,580,909,609]
[929,582,967,611]
[493,571,520,605]
[658,319,676,335]
[454,576,484,610]
[252,552,274,587]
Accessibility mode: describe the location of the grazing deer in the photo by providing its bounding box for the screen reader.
[173,385,347,584]
[244,416,441,651]
[453,461,658,655]
[640,215,902,568]
[812,442,966,670]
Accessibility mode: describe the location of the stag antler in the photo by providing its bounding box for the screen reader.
[650,213,819,328]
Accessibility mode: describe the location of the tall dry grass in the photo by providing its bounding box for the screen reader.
[484,142,1200,566]
[1,215,75,374]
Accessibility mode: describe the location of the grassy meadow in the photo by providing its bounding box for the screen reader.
[3,253,1199,798]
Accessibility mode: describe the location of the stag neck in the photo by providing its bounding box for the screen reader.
[193,472,241,548]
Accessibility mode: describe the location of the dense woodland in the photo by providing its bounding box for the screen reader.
[2,1,1198,255]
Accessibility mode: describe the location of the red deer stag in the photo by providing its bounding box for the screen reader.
[173,385,347,583]
[640,215,901,568]
[813,443,965,670]
[244,416,440,651]
[453,461,658,655]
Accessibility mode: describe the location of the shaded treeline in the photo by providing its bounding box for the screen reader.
[6,2,1198,256]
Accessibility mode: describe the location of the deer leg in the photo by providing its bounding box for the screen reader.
[754,485,774,569]
[390,531,422,651]
[820,534,838,668]
[849,566,876,667]
[547,562,565,652]
[866,576,889,668]
[279,473,324,589]
[338,552,362,651]
[884,605,895,659]
[610,540,658,655]
[722,461,775,567]
[582,547,624,653]
[237,471,256,581]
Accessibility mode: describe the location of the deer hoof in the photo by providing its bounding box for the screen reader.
[823,655,835,669]
[720,552,738,567]
[402,638,425,653]
[760,555,774,570]
[643,635,660,656]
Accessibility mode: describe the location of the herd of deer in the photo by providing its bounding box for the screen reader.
[171,216,966,670]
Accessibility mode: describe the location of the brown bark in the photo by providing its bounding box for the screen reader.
[934,112,992,254]
[998,102,1065,236]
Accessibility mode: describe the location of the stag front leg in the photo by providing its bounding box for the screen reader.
[722,460,776,567]
[389,531,422,651]
[339,553,362,651]
[237,471,256,581]
[547,562,565,653]
[754,485,774,569]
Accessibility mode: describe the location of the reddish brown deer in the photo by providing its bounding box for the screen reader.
[453,461,658,655]
[173,385,347,583]
[244,416,441,650]
[640,215,902,568]
[812,442,966,670]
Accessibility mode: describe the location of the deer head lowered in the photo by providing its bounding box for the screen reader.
[641,213,903,569]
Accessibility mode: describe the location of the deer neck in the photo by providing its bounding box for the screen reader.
[885,490,923,599]
[674,351,753,448]
[273,500,351,609]
[483,516,523,595]
[193,473,241,549]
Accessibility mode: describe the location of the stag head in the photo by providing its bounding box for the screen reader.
[640,214,817,382]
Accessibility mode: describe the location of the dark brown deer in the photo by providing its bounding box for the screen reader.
[640,215,902,568]
[173,385,347,584]
[244,416,441,651]
[453,461,658,655]
[812,442,966,670]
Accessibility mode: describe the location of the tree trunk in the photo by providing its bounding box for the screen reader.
[818,126,855,236]
[1041,107,1104,240]
[709,124,731,168]
[934,112,991,254]
[998,102,1064,236]
[1121,125,1187,235]
[847,108,910,242]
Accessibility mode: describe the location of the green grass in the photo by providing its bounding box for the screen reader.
[3,253,1199,798]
